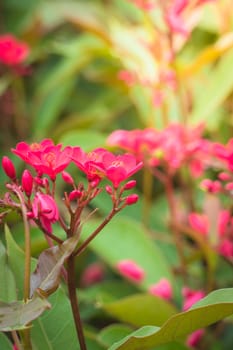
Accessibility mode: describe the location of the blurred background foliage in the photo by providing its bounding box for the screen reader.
[1,1,233,349]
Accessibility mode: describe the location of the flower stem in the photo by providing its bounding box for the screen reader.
[74,208,117,257]
[67,254,87,350]
[13,186,32,350]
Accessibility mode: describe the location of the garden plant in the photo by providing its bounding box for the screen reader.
[0,1,233,350]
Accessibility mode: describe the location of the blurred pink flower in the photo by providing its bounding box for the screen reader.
[186,329,205,348]
[116,259,145,282]
[188,213,209,236]
[0,34,29,66]
[182,287,205,311]
[149,278,173,300]
[80,262,105,287]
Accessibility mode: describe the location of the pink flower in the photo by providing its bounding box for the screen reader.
[116,259,145,283]
[32,193,59,233]
[103,153,143,188]
[72,147,108,183]
[80,262,105,287]
[218,239,233,259]
[0,34,29,66]
[72,147,142,188]
[12,139,73,180]
[125,194,139,205]
[188,213,209,236]
[149,278,173,300]
[2,156,16,180]
[217,210,231,237]
[186,329,205,348]
[200,179,222,193]
[182,287,205,311]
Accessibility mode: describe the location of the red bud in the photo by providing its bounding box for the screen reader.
[2,156,16,180]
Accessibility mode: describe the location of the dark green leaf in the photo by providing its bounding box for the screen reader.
[0,240,17,302]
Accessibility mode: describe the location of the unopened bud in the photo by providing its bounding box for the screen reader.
[123,180,136,190]
[2,156,16,180]
[22,169,33,196]
[125,194,139,205]
[69,190,82,201]
[62,171,74,185]
[105,185,113,195]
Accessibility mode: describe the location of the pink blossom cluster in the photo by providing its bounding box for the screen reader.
[107,124,211,176]
[0,34,29,66]
[1,139,142,234]
[189,210,233,259]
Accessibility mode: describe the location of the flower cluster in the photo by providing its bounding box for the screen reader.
[107,124,211,176]
[189,210,233,259]
[0,34,29,66]
[1,139,142,235]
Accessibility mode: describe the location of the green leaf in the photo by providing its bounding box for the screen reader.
[0,294,50,331]
[32,79,76,138]
[109,288,233,350]
[31,288,105,350]
[81,216,173,290]
[103,294,177,327]
[5,225,37,299]
[0,332,13,350]
[60,129,107,151]
[0,240,17,302]
[190,48,233,126]
[98,324,133,348]
[30,234,80,297]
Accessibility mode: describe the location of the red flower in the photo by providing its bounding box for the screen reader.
[12,139,73,180]
[102,153,143,188]
[72,147,142,187]
[0,34,29,66]
[72,147,107,183]
[32,193,59,233]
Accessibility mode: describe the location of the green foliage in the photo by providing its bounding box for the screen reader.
[109,288,233,350]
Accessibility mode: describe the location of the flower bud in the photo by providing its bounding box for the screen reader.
[105,185,113,195]
[69,190,82,201]
[22,169,33,196]
[62,171,74,185]
[2,156,16,180]
[116,259,145,283]
[125,194,139,205]
[123,180,136,190]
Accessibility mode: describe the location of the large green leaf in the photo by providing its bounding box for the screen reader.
[31,288,105,350]
[103,294,177,327]
[109,288,233,350]
[0,240,17,302]
[5,225,37,299]
[81,216,173,290]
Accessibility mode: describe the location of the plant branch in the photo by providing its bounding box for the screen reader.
[67,254,87,350]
